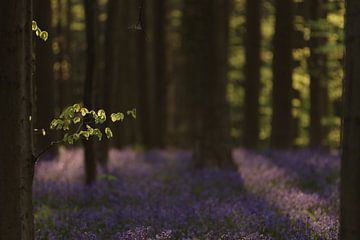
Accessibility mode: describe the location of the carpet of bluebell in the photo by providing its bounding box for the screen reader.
[33,148,339,239]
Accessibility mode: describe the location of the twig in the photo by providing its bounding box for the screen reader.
[33,139,63,162]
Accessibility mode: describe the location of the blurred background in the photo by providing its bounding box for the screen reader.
[34,0,344,154]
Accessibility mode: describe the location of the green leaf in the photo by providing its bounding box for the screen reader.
[63,119,71,131]
[98,174,117,182]
[127,109,136,119]
[93,128,102,141]
[73,103,81,112]
[80,107,89,116]
[50,119,63,130]
[40,31,48,41]
[86,125,94,135]
[32,21,37,31]
[110,112,125,122]
[63,133,69,142]
[105,127,113,139]
[72,133,80,142]
[80,130,90,140]
[73,116,81,124]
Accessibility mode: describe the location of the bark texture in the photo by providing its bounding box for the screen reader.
[34,0,56,157]
[340,1,360,238]
[0,0,35,239]
[83,0,97,184]
[182,0,235,169]
[270,0,294,149]
[308,0,328,149]
[243,0,262,149]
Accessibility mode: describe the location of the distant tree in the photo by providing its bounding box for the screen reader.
[340,1,360,238]
[182,0,235,169]
[99,0,121,168]
[270,0,294,149]
[0,0,35,238]
[243,0,262,149]
[135,0,153,149]
[152,0,170,148]
[307,0,328,149]
[83,0,97,184]
[34,0,56,157]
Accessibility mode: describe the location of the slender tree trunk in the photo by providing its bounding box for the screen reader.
[34,0,57,158]
[243,0,262,149]
[270,0,294,149]
[152,0,169,148]
[340,1,360,238]
[308,0,328,149]
[113,0,131,148]
[99,0,121,168]
[83,0,97,184]
[0,0,35,239]
[136,0,153,149]
[182,0,235,169]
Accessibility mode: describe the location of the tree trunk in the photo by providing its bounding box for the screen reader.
[340,1,360,238]
[243,0,262,149]
[135,0,153,149]
[83,0,97,184]
[34,0,57,158]
[152,0,169,148]
[270,0,294,149]
[99,0,121,168]
[182,0,235,169]
[308,0,328,149]
[0,0,35,239]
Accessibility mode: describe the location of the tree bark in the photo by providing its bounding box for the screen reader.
[152,0,169,148]
[83,0,97,184]
[34,0,57,158]
[270,0,294,149]
[340,1,360,238]
[0,0,35,239]
[182,0,235,169]
[243,0,262,149]
[308,0,328,149]
[135,0,153,149]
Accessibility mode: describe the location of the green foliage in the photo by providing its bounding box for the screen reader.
[47,103,136,145]
[32,20,49,41]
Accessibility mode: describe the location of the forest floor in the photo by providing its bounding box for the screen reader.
[34,148,339,240]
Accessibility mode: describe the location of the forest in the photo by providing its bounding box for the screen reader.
[0,0,359,239]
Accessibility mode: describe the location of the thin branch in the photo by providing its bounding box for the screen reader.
[33,139,63,162]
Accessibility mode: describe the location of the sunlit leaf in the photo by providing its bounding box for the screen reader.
[110,112,124,122]
[32,21,37,31]
[105,127,113,139]
[73,116,81,124]
[40,31,48,41]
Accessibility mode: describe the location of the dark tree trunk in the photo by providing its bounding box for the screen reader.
[308,0,328,149]
[270,0,294,149]
[243,0,262,149]
[0,0,35,239]
[83,0,97,184]
[99,0,121,168]
[113,0,132,148]
[135,0,153,149]
[152,0,169,148]
[182,0,235,169]
[340,1,360,238]
[34,0,57,158]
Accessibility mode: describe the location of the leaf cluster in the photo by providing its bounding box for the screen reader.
[47,103,136,145]
[32,20,49,41]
